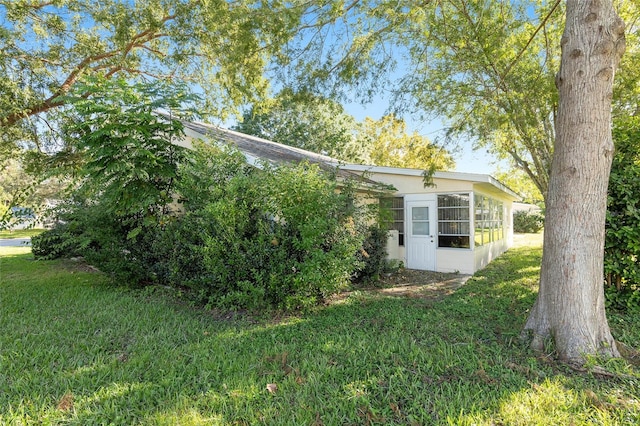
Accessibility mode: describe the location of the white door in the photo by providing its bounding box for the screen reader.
[406,201,437,270]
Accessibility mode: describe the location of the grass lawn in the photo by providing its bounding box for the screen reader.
[1,238,639,425]
[0,228,45,239]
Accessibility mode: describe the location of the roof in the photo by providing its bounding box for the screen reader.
[181,120,340,166]
[174,117,382,186]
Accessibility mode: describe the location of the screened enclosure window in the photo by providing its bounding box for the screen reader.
[382,197,405,246]
[437,194,470,248]
[474,194,504,247]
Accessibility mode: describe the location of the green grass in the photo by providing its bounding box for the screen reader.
[0,228,45,239]
[1,241,639,425]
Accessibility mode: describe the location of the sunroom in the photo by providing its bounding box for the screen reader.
[339,165,520,274]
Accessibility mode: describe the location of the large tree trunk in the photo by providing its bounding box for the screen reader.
[523,0,625,363]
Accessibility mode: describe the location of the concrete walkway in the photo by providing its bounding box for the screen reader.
[0,238,31,247]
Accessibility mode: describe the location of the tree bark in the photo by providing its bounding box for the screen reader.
[523,0,625,363]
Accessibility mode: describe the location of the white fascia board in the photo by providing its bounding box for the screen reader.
[335,163,425,177]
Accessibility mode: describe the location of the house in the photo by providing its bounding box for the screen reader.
[176,118,519,275]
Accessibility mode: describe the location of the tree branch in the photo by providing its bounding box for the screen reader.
[501,0,562,81]
[0,13,176,128]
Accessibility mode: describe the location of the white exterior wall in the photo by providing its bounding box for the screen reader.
[436,249,475,274]
[366,172,476,194]
[506,201,514,248]
[473,240,509,271]
[386,230,406,263]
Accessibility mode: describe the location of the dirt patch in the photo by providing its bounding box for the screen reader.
[374,269,471,299]
[330,269,471,302]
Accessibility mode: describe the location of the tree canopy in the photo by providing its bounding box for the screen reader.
[3,0,639,188]
[280,0,640,200]
[235,90,455,171]
[494,168,544,206]
[360,114,454,171]
[0,0,304,158]
[234,89,366,163]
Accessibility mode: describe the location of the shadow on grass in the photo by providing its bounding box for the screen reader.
[1,246,638,425]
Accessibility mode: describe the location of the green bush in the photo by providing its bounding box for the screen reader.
[513,210,544,233]
[31,225,75,259]
[605,285,640,315]
[32,78,195,283]
[31,198,160,285]
[30,198,102,261]
[353,225,389,284]
[34,147,374,311]
[163,145,368,310]
[604,116,640,312]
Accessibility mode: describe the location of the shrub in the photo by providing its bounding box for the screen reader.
[31,225,75,259]
[166,148,367,310]
[35,144,374,311]
[604,116,640,312]
[513,210,544,233]
[31,197,159,285]
[605,285,640,315]
[31,198,102,261]
[32,78,195,283]
[353,225,389,284]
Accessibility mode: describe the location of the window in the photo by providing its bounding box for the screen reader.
[438,194,470,248]
[382,197,405,246]
[474,194,504,246]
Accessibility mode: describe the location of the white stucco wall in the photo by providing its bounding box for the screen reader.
[473,239,509,272]
[365,172,476,195]
[436,248,475,274]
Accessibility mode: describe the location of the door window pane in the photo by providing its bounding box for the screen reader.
[413,221,430,235]
[412,206,430,236]
[412,207,429,220]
